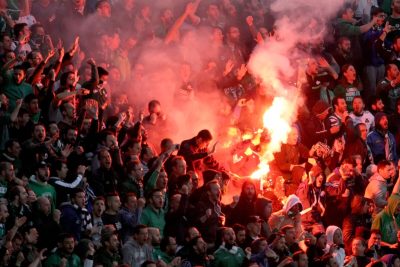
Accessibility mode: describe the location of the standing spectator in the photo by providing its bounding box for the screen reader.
[140,189,166,237]
[377,64,400,113]
[365,160,395,215]
[43,233,84,267]
[334,65,362,111]
[213,227,246,267]
[94,230,121,267]
[372,193,400,244]
[349,96,375,133]
[367,112,398,163]
[122,224,153,267]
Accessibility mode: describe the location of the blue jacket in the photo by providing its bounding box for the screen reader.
[60,203,81,240]
[367,130,397,163]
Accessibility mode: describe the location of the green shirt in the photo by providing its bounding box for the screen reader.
[140,206,166,237]
[153,248,174,264]
[335,18,362,37]
[43,251,81,267]
[1,69,33,111]
[28,177,57,208]
[213,245,246,267]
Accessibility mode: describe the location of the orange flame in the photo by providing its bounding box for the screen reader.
[250,97,294,183]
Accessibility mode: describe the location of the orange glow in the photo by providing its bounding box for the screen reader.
[250,97,294,184]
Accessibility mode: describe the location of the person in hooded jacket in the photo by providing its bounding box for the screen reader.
[268,194,303,239]
[372,193,400,244]
[325,225,345,267]
[296,165,327,229]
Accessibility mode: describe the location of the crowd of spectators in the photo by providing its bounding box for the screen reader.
[3,0,400,267]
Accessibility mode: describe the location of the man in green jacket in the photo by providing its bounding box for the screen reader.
[1,65,32,111]
[140,189,166,236]
[372,193,400,244]
[44,233,84,267]
[213,227,247,267]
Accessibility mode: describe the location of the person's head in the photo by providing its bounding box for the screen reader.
[293,251,308,267]
[156,169,168,190]
[177,174,193,193]
[57,233,75,254]
[148,100,161,114]
[133,224,148,245]
[394,35,400,53]
[352,237,366,256]
[246,216,262,237]
[340,157,355,179]
[23,225,38,245]
[191,236,207,255]
[106,193,121,213]
[71,189,85,208]
[93,197,105,217]
[29,51,43,68]
[98,149,112,169]
[211,27,224,44]
[255,197,273,220]
[99,130,117,149]
[368,229,382,249]
[37,196,51,216]
[206,180,221,202]
[0,162,14,181]
[8,186,28,205]
[36,161,50,182]
[24,94,39,115]
[341,64,357,84]
[371,7,386,26]
[370,96,385,112]
[207,4,220,19]
[53,160,68,180]
[195,129,213,150]
[315,232,327,249]
[226,25,240,44]
[13,66,26,85]
[352,96,365,115]
[250,237,268,254]
[96,0,111,17]
[4,139,21,158]
[306,57,319,76]
[33,124,46,142]
[0,204,9,223]
[60,102,76,120]
[0,34,12,52]
[122,192,137,212]
[281,225,296,245]
[13,23,30,40]
[148,189,164,210]
[72,0,85,10]
[338,37,351,54]
[332,96,347,113]
[160,138,173,154]
[375,112,389,131]
[101,231,119,253]
[393,0,400,15]
[356,123,368,142]
[377,160,394,180]
[232,224,246,244]
[127,160,144,181]
[160,236,177,256]
[386,64,400,81]
[339,5,355,21]
[171,156,186,176]
[221,227,236,246]
[140,145,154,163]
[241,180,257,201]
[185,227,200,242]
[148,227,161,247]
